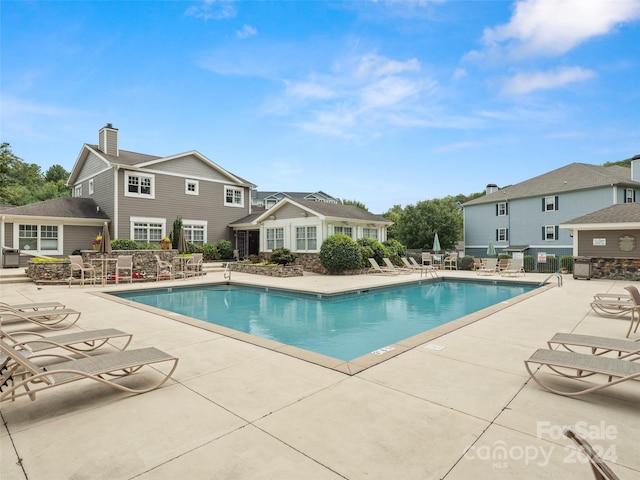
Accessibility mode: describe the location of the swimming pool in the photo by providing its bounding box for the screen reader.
[114,280,537,363]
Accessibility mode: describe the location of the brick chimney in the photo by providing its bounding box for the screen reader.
[98,123,119,156]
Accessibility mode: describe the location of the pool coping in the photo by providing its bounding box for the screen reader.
[95,277,555,375]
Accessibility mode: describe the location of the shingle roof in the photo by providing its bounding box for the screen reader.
[561,203,640,225]
[0,197,110,220]
[87,144,160,166]
[463,163,638,206]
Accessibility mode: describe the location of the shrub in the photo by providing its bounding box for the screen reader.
[523,255,535,273]
[459,255,475,271]
[560,255,573,272]
[111,238,138,250]
[202,243,218,261]
[269,247,298,265]
[320,234,363,273]
[31,257,66,263]
[216,239,234,260]
[356,237,388,266]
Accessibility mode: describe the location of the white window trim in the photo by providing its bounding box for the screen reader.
[130,216,166,242]
[266,227,284,251]
[497,228,508,242]
[15,223,63,255]
[182,219,207,244]
[296,226,318,252]
[88,179,94,195]
[185,179,199,196]
[74,185,82,197]
[124,171,155,199]
[544,225,556,241]
[497,202,507,216]
[224,185,244,207]
[544,196,556,212]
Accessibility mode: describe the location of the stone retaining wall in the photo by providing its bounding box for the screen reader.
[230,263,304,277]
[27,250,183,284]
[591,258,640,280]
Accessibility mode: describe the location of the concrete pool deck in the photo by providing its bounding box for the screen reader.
[1,268,639,479]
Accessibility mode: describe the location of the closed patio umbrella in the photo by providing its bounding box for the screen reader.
[432,233,441,253]
[178,226,188,254]
[487,239,496,257]
[99,222,112,254]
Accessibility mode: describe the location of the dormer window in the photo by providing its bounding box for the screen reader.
[125,172,154,198]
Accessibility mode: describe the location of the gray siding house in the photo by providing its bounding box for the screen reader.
[252,191,340,210]
[67,124,256,246]
[463,160,640,264]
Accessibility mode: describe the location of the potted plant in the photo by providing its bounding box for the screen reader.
[160,237,172,250]
[92,235,102,251]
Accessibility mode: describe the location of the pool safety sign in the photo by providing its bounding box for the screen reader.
[537,252,547,263]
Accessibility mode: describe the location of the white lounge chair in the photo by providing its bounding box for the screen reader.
[0,339,178,403]
[476,258,498,275]
[524,348,640,397]
[382,258,412,274]
[590,285,640,337]
[367,258,399,275]
[1,328,133,354]
[500,258,525,276]
[564,428,620,480]
[547,332,639,360]
[0,305,81,330]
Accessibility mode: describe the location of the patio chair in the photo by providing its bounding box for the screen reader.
[524,348,640,397]
[0,305,81,330]
[69,255,97,287]
[401,257,422,270]
[383,258,412,274]
[476,258,498,275]
[0,339,179,403]
[154,255,173,281]
[0,301,65,312]
[421,252,432,267]
[547,332,640,360]
[115,255,133,284]
[500,258,525,277]
[497,258,510,272]
[1,327,133,354]
[367,258,399,275]
[408,257,438,278]
[185,253,203,278]
[443,252,458,270]
[472,258,482,271]
[564,428,620,480]
[590,285,640,337]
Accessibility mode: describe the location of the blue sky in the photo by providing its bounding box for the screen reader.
[2,0,639,213]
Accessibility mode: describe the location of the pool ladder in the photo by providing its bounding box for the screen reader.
[224,262,231,280]
[539,272,563,288]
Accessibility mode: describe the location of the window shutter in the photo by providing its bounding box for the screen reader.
[555,226,559,239]
[505,229,509,242]
[505,203,509,215]
[555,196,559,210]
[624,189,628,203]
[496,204,499,216]
[542,227,545,240]
[496,230,499,241]
[634,190,637,202]
[542,198,545,211]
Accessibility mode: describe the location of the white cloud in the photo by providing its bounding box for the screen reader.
[501,66,596,94]
[483,0,640,58]
[355,54,421,78]
[237,24,257,39]
[185,0,236,20]
[285,81,336,100]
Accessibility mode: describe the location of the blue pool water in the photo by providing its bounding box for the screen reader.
[115,281,536,361]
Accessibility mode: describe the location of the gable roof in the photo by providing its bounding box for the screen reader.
[561,203,640,227]
[0,197,110,221]
[68,144,255,188]
[463,163,638,206]
[230,198,391,226]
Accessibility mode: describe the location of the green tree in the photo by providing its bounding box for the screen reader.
[383,204,403,240]
[396,197,462,250]
[44,164,70,183]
